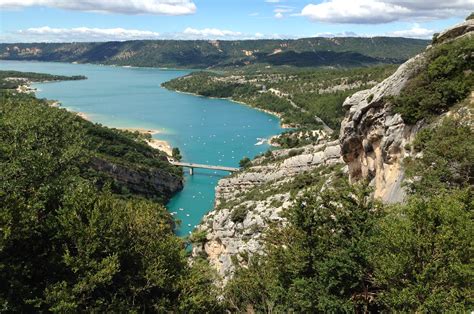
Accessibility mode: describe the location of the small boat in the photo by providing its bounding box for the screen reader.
[255,138,267,146]
[178,208,184,211]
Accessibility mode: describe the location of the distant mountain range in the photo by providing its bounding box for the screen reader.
[0,37,429,68]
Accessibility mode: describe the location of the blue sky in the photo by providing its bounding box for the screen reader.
[0,0,473,42]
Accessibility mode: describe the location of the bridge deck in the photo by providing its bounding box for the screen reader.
[171,161,239,172]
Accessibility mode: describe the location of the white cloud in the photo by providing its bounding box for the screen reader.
[274,12,284,19]
[314,31,360,37]
[301,0,474,24]
[2,26,161,42]
[265,0,281,3]
[273,6,293,18]
[0,26,300,42]
[0,0,197,15]
[387,24,435,38]
[182,27,242,38]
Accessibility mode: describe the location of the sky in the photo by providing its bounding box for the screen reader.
[0,0,473,42]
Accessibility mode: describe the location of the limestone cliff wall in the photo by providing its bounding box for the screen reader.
[193,141,342,280]
[340,19,473,203]
[90,157,183,201]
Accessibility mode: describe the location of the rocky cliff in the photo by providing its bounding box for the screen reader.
[340,19,473,203]
[193,19,474,282]
[90,157,183,202]
[193,141,342,280]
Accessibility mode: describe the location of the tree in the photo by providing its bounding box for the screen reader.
[404,117,473,195]
[0,92,219,312]
[368,117,474,311]
[239,157,251,168]
[172,147,182,161]
[370,189,473,311]
[225,177,382,312]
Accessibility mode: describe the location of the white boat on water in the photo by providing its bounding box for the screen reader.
[255,138,267,146]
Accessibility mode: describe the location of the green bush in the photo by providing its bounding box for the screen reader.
[189,230,208,244]
[239,157,251,168]
[230,206,248,223]
[288,148,304,157]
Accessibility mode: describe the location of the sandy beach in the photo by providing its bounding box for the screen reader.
[76,112,90,121]
[119,127,161,135]
[116,127,173,156]
[74,113,173,156]
[145,138,173,156]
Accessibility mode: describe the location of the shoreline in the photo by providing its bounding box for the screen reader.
[75,114,173,156]
[22,79,174,157]
[28,84,174,157]
[118,128,173,156]
[169,89,295,129]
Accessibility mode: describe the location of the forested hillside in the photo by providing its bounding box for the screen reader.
[0,37,428,68]
[0,84,224,311]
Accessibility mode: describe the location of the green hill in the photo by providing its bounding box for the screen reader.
[0,37,428,69]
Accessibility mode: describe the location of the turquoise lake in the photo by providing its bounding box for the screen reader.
[0,60,283,236]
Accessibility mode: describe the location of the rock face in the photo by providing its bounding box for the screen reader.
[434,19,474,45]
[193,141,342,280]
[340,19,473,203]
[90,157,183,201]
[339,55,425,203]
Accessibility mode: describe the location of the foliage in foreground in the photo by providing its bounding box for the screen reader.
[0,91,220,312]
[225,117,473,312]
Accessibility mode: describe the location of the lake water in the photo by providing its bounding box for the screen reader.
[0,61,283,236]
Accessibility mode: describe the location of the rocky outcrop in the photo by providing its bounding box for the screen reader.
[339,54,426,203]
[434,19,474,45]
[90,157,183,201]
[340,20,473,203]
[193,141,342,281]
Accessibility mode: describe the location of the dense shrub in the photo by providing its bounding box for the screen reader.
[230,206,248,223]
[392,37,473,123]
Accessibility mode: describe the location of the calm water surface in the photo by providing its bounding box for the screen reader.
[0,60,283,236]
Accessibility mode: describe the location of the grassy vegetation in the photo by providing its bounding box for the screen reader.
[0,37,428,69]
